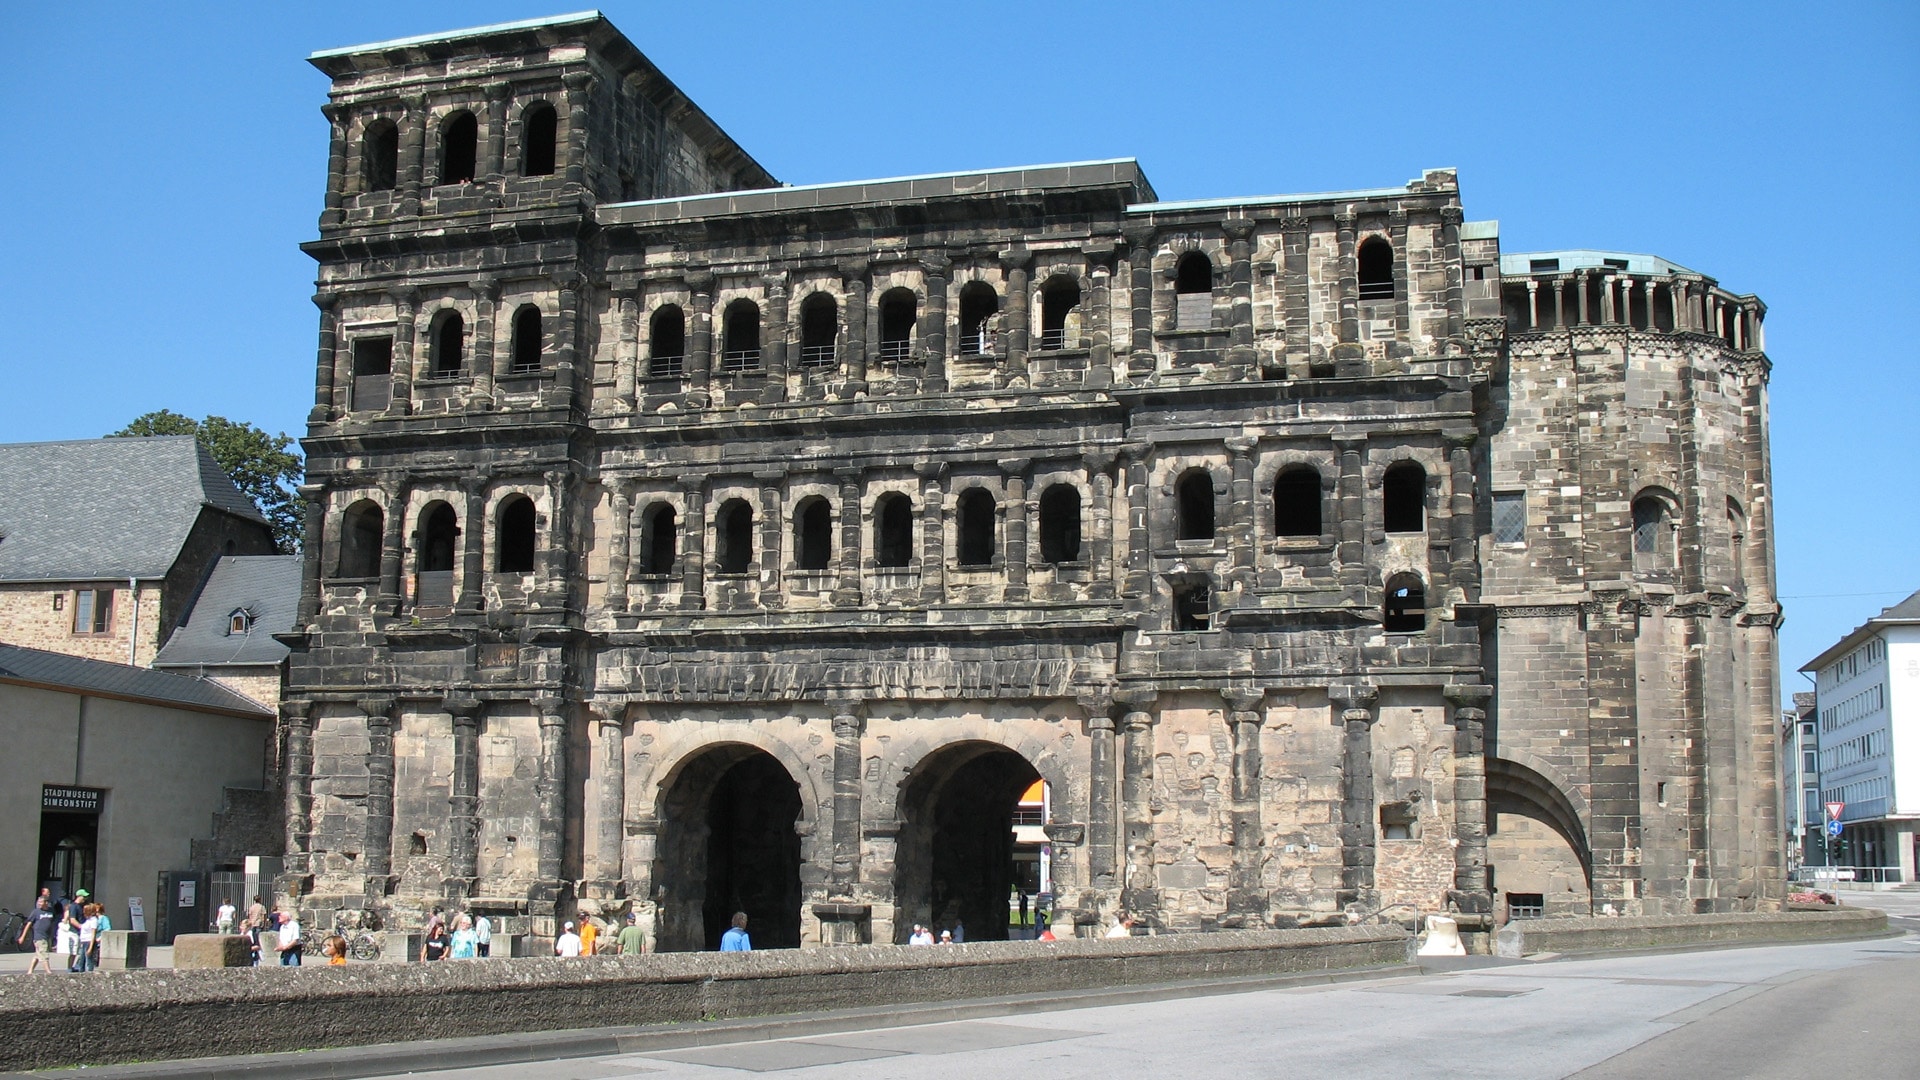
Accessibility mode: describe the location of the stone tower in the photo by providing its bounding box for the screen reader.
[282,12,1780,947]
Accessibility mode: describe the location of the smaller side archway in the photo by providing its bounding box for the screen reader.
[652,744,805,952]
[1487,756,1594,919]
[892,741,1044,943]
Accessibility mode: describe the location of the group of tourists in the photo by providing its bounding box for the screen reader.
[12,887,111,974]
[417,906,495,961]
[554,910,651,956]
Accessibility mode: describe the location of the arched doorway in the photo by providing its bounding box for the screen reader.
[1486,757,1593,920]
[894,742,1043,943]
[653,745,803,952]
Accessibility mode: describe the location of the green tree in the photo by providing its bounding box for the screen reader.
[109,410,305,553]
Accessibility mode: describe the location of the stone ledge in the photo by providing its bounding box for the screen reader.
[0,925,1409,1071]
[1494,908,1890,959]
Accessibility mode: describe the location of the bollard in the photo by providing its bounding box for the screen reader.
[1417,914,1466,957]
[97,930,148,970]
[172,934,251,968]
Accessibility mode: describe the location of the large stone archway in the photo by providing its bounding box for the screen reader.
[892,740,1043,943]
[1486,756,1593,918]
[652,744,803,951]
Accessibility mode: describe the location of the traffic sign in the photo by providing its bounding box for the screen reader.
[1827,818,1844,838]
[1826,801,1846,820]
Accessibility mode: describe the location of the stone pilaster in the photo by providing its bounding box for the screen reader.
[585,700,626,901]
[1086,710,1118,889]
[1001,459,1030,602]
[1444,683,1493,906]
[280,700,316,892]
[604,481,632,614]
[916,461,946,605]
[921,260,948,392]
[678,483,705,610]
[471,277,499,411]
[1118,693,1158,914]
[455,477,486,613]
[375,481,407,612]
[310,291,339,423]
[833,468,863,607]
[387,288,417,417]
[532,696,570,931]
[1331,683,1379,910]
[361,697,397,898]
[830,706,865,897]
[444,695,482,901]
[1223,689,1265,921]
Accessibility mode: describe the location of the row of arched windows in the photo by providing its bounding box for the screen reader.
[408,306,545,378]
[360,102,559,194]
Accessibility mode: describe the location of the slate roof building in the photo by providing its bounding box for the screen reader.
[0,643,274,935]
[152,554,302,711]
[283,12,1783,947]
[0,437,279,668]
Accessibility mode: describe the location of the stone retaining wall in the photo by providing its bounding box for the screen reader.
[1494,908,1889,958]
[0,926,1409,1071]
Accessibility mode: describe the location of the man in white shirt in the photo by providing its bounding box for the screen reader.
[555,921,583,957]
[216,899,237,935]
[1105,914,1136,939]
[278,911,303,966]
[474,914,492,958]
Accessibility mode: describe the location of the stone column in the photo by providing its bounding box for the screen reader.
[763,273,789,403]
[1121,445,1152,599]
[281,700,316,887]
[687,273,714,408]
[1085,452,1116,600]
[589,701,626,898]
[1003,251,1031,379]
[1225,219,1256,366]
[1226,437,1257,597]
[1600,275,1618,324]
[833,468,863,607]
[320,104,347,227]
[1331,684,1379,910]
[456,477,487,613]
[1333,437,1368,603]
[605,481,632,614]
[533,696,570,927]
[551,273,582,410]
[921,261,948,392]
[561,72,592,192]
[830,707,865,896]
[296,484,325,625]
[756,471,785,609]
[1446,436,1478,601]
[840,263,868,397]
[1388,210,1412,339]
[1118,697,1159,913]
[1576,270,1592,326]
[1444,684,1493,904]
[1086,250,1114,387]
[482,83,509,185]
[311,291,339,423]
[1439,206,1465,340]
[362,697,397,896]
[1001,459,1030,602]
[1086,710,1118,889]
[397,94,426,214]
[376,482,408,612]
[1125,229,1155,376]
[916,462,947,605]
[387,288,417,417]
[538,470,571,608]
[472,277,501,411]
[1524,280,1540,331]
[1224,688,1266,919]
[613,289,640,412]
[678,483,706,610]
[1335,213,1359,345]
[1281,218,1311,374]
[445,695,482,900]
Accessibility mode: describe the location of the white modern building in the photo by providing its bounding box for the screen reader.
[1799,589,1920,882]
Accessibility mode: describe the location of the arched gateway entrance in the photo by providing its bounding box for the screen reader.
[894,742,1043,943]
[653,745,803,952]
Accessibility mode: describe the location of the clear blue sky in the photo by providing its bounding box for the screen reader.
[2,1,1914,688]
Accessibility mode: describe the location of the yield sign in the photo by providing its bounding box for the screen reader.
[1826,801,1846,820]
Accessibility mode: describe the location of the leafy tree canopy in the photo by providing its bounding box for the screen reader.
[108,410,305,553]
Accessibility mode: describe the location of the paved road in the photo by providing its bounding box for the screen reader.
[347,933,1920,1080]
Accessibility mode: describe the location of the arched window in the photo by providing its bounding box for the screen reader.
[416,501,458,607]
[363,120,398,192]
[1632,494,1673,574]
[649,305,685,377]
[1383,463,1425,534]
[439,111,477,185]
[495,495,536,573]
[1273,467,1322,537]
[722,300,761,370]
[430,310,465,376]
[336,500,383,578]
[1176,468,1216,541]
[956,488,996,567]
[958,282,999,355]
[878,288,916,362]
[715,498,754,574]
[1384,572,1426,633]
[1357,237,1395,301]
[799,293,837,367]
[1038,484,1082,563]
[794,497,832,571]
[521,103,558,176]
[510,306,542,373]
[874,493,913,568]
[1040,276,1080,350]
[638,502,677,576]
[1175,252,1213,330]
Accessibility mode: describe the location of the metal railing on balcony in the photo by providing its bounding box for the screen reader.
[877,339,912,363]
[798,344,836,367]
[1011,808,1045,826]
[1038,328,1067,351]
[649,354,684,378]
[1357,280,1394,301]
[721,348,761,372]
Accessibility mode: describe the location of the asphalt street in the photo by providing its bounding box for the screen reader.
[339,930,1920,1080]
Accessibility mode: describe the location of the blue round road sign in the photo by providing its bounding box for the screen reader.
[1827,818,1844,838]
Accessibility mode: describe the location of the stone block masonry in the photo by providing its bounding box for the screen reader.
[280,12,1782,951]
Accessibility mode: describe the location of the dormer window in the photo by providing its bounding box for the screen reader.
[227,608,254,636]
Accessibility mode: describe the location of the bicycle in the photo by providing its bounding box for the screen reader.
[298,926,383,962]
[0,908,28,953]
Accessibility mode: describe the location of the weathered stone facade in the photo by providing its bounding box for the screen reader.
[282,13,1781,947]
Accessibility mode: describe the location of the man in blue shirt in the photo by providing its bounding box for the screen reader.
[719,911,751,952]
